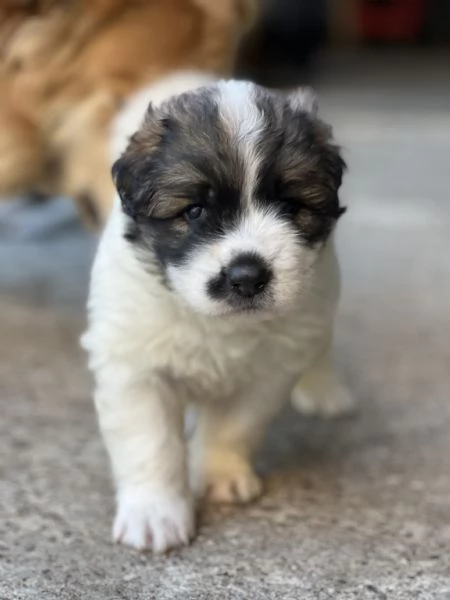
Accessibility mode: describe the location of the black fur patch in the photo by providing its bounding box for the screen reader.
[253,87,346,244]
[113,88,245,268]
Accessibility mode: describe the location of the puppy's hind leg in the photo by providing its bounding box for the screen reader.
[291,345,355,418]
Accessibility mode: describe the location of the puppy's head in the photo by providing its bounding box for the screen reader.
[113,81,345,317]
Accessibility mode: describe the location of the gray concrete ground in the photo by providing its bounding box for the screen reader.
[1,52,450,599]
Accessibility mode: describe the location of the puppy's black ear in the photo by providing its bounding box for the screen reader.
[329,150,347,219]
[326,148,347,219]
[111,103,166,219]
[337,205,347,219]
[285,87,346,219]
[111,154,152,219]
[111,157,130,214]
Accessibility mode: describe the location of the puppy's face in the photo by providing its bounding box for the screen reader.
[113,81,345,317]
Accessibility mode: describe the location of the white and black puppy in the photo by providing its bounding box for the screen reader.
[82,72,354,554]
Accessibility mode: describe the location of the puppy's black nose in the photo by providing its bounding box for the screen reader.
[226,255,271,298]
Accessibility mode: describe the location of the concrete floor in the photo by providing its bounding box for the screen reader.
[1,52,450,599]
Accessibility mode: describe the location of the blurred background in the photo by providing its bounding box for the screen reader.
[1,1,450,598]
[2,0,449,304]
[242,0,450,83]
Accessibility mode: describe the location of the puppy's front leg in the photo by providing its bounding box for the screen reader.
[189,380,286,505]
[95,375,194,553]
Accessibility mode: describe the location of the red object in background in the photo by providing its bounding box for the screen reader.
[360,0,426,42]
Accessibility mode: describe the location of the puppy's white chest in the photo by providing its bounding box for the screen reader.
[151,312,327,401]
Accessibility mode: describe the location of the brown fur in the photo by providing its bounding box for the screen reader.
[0,0,257,225]
[0,1,57,55]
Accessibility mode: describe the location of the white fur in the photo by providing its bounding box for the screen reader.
[113,485,194,553]
[217,80,265,200]
[287,86,319,115]
[83,73,352,553]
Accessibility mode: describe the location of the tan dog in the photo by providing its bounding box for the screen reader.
[0,0,256,225]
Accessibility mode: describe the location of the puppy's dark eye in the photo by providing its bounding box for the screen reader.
[184,205,205,222]
[279,199,300,217]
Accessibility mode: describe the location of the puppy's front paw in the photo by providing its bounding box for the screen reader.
[193,455,262,504]
[204,469,263,504]
[113,486,195,553]
[291,378,356,418]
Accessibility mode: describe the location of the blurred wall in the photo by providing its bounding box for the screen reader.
[240,0,450,84]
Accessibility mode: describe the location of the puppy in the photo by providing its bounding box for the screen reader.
[82,71,354,553]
